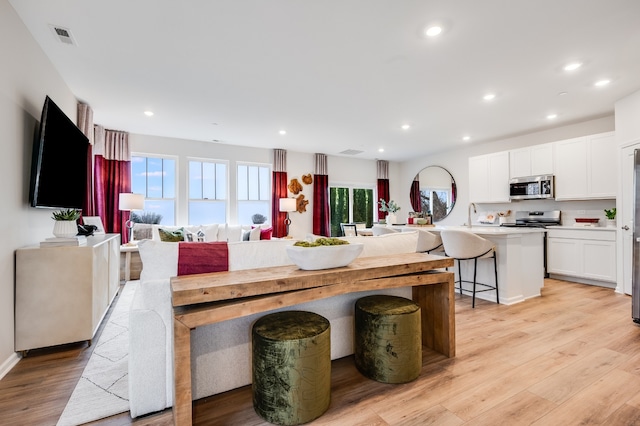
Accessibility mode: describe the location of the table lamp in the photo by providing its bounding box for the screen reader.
[279,198,297,236]
[119,193,145,240]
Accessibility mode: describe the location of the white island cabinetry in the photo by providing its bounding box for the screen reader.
[15,233,121,353]
[546,227,616,286]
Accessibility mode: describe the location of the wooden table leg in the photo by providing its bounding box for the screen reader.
[124,251,131,282]
[413,271,455,357]
[173,317,192,426]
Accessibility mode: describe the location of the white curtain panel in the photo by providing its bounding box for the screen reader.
[314,153,328,175]
[273,148,287,172]
[377,160,389,179]
[93,125,130,161]
[77,103,94,145]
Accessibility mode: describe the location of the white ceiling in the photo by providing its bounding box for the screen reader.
[9,0,640,162]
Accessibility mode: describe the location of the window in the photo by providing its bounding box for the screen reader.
[131,155,176,225]
[237,163,271,225]
[188,159,227,224]
[420,187,452,222]
[329,185,374,236]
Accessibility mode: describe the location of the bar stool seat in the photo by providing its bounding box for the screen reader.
[354,295,422,384]
[440,229,499,308]
[252,311,331,425]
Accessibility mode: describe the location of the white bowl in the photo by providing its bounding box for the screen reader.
[285,243,364,270]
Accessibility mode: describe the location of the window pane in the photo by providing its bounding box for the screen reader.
[238,201,270,225]
[202,162,216,200]
[147,158,163,198]
[131,156,146,195]
[163,159,176,198]
[189,161,202,199]
[330,187,349,237]
[237,165,248,200]
[259,166,270,200]
[248,166,259,200]
[216,163,226,199]
[144,200,175,225]
[189,201,226,225]
[353,188,374,227]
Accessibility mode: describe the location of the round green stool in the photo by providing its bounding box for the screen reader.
[354,295,422,384]
[252,311,331,425]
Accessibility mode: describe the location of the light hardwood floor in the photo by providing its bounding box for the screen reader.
[2,278,640,425]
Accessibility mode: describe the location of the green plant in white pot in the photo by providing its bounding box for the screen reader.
[379,199,401,225]
[51,208,81,238]
[604,208,616,228]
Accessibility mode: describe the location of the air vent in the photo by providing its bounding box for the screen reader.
[49,25,77,45]
[339,149,364,156]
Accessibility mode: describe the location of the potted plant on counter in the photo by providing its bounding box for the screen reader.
[51,208,81,238]
[379,199,401,225]
[604,208,616,228]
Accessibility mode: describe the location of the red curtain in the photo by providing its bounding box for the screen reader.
[313,174,330,236]
[94,156,131,243]
[410,179,421,212]
[272,171,288,238]
[377,178,390,219]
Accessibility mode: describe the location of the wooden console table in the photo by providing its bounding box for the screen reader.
[170,252,455,425]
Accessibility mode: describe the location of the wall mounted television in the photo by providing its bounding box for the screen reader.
[29,96,89,209]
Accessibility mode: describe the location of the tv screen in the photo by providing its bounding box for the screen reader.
[29,96,89,209]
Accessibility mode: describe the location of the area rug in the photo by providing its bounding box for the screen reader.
[57,281,137,426]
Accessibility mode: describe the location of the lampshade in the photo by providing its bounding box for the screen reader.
[119,193,145,211]
[279,198,297,212]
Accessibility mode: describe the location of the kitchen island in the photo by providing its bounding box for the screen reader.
[433,226,546,305]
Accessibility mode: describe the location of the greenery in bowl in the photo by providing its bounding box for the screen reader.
[604,208,616,219]
[51,208,81,221]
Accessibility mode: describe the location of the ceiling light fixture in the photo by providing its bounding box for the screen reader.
[558,91,568,96]
[425,26,442,37]
[401,124,411,130]
[144,111,154,117]
[563,62,582,71]
[279,130,287,135]
[594,79,611,87]
[546,114,558,120]
[462,136,471,141]
[378,148,384,153]
[483,93,496,101]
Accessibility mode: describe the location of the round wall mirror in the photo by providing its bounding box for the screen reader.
[409,166,456,222]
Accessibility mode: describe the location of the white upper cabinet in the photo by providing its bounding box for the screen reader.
[554,131,615,200]
[469,151,510,203]
[509,143,553,178]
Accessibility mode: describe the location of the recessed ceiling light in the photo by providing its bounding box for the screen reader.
[558,91,568,96]
[144,111,154,117]
[378,148,384,153]
[594,79,611,87]
[401,124,411,130]
[425,26,442,37]
[547,114,558,120]
[563,62,582,71]
[279,130,287,135]
[462,136,471,141]
[483,93,496,101]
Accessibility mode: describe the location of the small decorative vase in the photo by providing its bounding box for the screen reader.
[387,213,398,225]
[607,219,616,228]
[53,220,78,238]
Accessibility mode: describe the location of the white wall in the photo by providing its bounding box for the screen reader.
[130,134,403,240]
[401,115,616,226]
[0,0,79,377]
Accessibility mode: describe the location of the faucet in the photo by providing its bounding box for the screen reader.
[467,202,476,228]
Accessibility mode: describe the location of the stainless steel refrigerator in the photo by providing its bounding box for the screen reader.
[633,149,640,323]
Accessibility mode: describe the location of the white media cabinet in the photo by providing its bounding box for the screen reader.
[15,233,121,355]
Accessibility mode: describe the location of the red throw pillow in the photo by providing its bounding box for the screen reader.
[260,226,273,240]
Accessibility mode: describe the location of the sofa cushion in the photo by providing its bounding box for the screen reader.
[138,240,179,281]
[158,227,185,242]
[259,226,273,240]
[184,224,220,242]
[132,223,153,241]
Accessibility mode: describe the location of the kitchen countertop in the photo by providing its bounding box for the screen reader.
[434,225,546,234]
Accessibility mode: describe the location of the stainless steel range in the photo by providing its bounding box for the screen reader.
[500,210,561,228]
[501,210,561,277]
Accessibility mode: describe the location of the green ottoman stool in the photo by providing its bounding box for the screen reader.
[252,311,331,425]
[354,295,422,384]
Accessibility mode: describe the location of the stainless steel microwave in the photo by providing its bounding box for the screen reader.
[509,175,554,200]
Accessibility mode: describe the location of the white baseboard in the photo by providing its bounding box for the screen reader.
[0,352,21,381]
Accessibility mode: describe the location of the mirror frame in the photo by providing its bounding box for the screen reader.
[410,166,457,222]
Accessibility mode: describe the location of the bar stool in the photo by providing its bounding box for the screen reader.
[252,311,331,425]
[354,295,422,383]
[440,230,499,308]
[401,228,443,253]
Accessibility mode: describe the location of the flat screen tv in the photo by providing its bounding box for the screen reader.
[29,96,89,209]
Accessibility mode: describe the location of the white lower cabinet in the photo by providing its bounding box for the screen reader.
[547,228,616,284]
[15,234,121,353]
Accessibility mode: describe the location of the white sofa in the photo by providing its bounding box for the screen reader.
[128,231,422,417]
